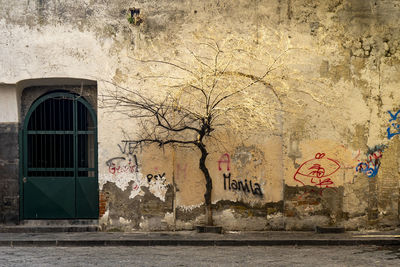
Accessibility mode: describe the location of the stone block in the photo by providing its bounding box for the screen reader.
[0,164,18,181]
[0,123,18,161]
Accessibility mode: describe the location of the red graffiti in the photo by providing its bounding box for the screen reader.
[313,177,334,188]
[108,157,138,174]
[367,150,382,162]
[353,149,361,160]
[176,163,187,180]
[294,153,340,192]
[218,153,231,171]
[308,163,325,178]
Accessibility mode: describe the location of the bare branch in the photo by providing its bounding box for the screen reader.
[121,138,198,147]
[129,57,196,76]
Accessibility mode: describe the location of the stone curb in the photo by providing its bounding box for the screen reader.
[0,226,99,233]
[1,239,400,247]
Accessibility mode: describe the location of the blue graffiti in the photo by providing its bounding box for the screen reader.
[356,162,380,178]
[355,148,383,178]
[387,110,400,139]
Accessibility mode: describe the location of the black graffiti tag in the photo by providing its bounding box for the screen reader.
[147,173,166,183]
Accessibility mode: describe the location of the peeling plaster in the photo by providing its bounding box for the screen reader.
[100,170,168,202]
[119,217,131,225]
[177,203,203,212]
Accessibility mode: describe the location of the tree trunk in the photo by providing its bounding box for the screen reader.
[198,142,213,226]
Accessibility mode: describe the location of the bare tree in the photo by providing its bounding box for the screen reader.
[101,39,286,225]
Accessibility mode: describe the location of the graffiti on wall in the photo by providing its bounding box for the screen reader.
[223,173,263,196]
[294,153,340,194]
[147,173,166,183]
[355,146,384,178]
[387,110,400,140]
[103,141,169,201]
[218,153,263,197]
[176,163,187,181]
[106,155,139,174]
[218,153,231,171]
[118,140,138,155]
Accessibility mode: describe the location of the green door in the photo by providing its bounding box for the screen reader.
[22,92,98,219]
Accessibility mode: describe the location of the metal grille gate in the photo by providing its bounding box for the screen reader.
[21,92,98,219]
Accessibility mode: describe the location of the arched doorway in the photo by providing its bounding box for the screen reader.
[21,92,98,219]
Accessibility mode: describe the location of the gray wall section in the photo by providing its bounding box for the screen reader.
[0,123,19,224]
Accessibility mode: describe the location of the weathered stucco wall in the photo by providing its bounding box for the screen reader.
[2,0,400,230]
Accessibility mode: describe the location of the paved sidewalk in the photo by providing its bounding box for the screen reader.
[1,230,400,246]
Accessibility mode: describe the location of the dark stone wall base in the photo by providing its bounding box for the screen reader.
[0,123,19,224]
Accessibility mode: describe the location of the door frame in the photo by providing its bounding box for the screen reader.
[19,91,98,219]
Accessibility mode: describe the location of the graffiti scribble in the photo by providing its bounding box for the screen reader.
[218,153,231,171]
[387,110,400,139]
[223,172,263,196]
[106,155,139,174]
[294,153,340,194]
[355,147,383,178]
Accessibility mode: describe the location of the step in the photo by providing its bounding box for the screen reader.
[0,220,100,233]
[315,226,345,233]
[21,220,99,226]
[0,225,99,233]
[196,225,223,234]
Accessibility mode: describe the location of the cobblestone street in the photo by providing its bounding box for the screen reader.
[1,246,400,266]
